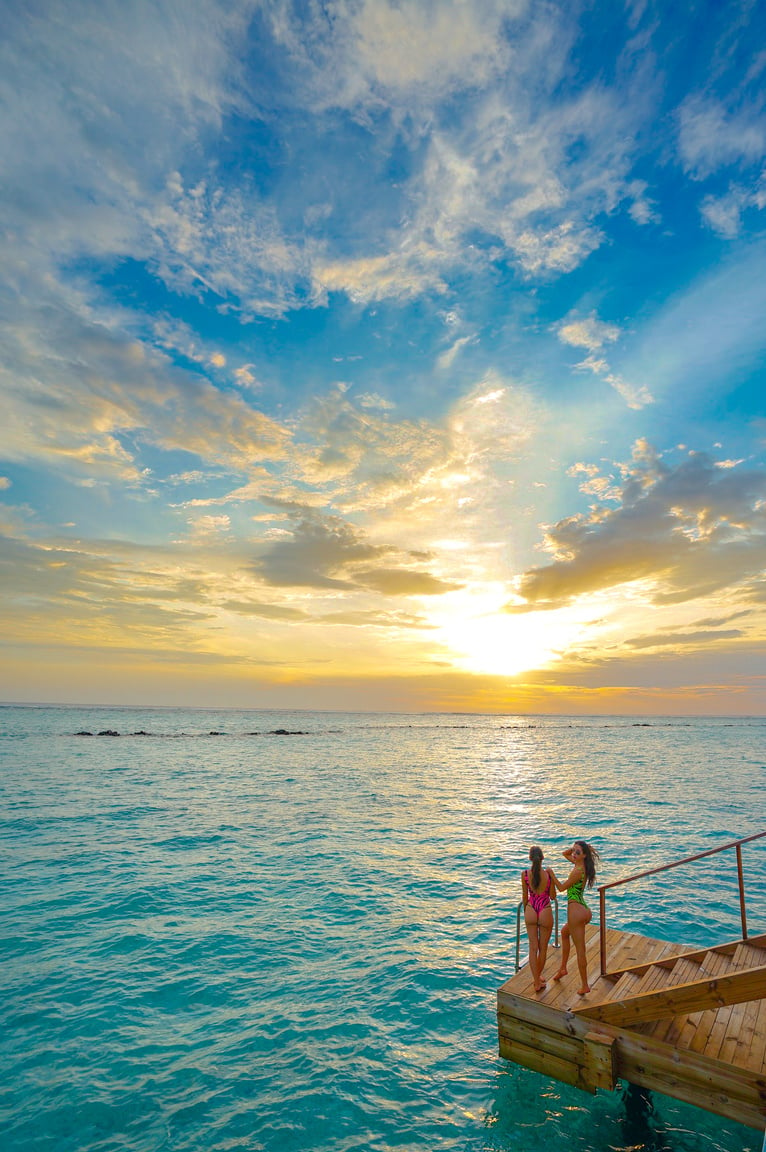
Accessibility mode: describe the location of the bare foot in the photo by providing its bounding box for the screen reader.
[552,968,567,981]
[578,985,590,995]
[534,979,547,993]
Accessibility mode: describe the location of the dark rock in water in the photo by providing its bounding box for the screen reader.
[132,731,151,736]
[269,728,308,735]
[98,729,120,736]
[74,730,93,736]
[208,730,225,735]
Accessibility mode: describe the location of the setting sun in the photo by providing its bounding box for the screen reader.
[427,588,592,678]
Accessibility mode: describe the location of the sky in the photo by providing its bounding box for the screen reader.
[1,0,765,714]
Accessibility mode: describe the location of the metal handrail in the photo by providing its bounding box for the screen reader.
[597,830,766,977]
[514,895,560,972]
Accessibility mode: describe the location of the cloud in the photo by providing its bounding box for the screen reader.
[625,629,743,650]
[266,0,521,111]
[312,246,447,304]
[221,600,310,621]
[0,0,662,325]
[557,312,652,409]
[558,313,621,351]
[0,296,291,481]
[186,513,232,539]
[515,444,766,610]
[354,568,461,595]
[349,0,517,96]
[255,510,385,589]
[253,506,460,595]
[699,176,766,237]
[678,95,766,179]
[259,1,656,300]
[437,334,476,370]
[0,1,253,267]
[149,172,313,316]
[625,179,658,225]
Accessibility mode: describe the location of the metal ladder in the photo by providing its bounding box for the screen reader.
[514,895,560,972]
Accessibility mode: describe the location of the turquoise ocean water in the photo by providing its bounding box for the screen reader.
[1,705,764,1152]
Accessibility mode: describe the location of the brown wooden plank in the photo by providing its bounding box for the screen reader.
[498,1034,582,1088]
[613,1027,766,1106]
[537,924,604,1012]
[497,991,575,1031]
[599,928,667,981]
[681,950,736,1052]
[613,1057,766,1130]
[604,934,766,981]
[688,997,728,1053]
[734,941,766,968]
[703,1002,737,1064]
[576,964,766,1027]
[699,948,731,977]
[718,1001,753,1065]
[725,995,760,1071]
[646,960,709,1045]
[498,922,766,1129]
[748,995,766,1073]
[582,1030,617,1091]
[604,970,642,1003]
[501,990,766,1103]
[498,1015,582,1063]
[632,961,684,1039]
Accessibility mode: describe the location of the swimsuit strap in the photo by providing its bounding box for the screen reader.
[525,867,548,894]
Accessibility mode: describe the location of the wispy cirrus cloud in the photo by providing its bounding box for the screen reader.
[258,0,659,302]
[0,297,291,482]
[678,95,765,179]
[557,311,652,408]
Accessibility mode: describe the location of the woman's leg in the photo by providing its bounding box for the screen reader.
[568,904,593,993]
[553,920,570,979]
[524,906,543,990]
[537,906,553,979]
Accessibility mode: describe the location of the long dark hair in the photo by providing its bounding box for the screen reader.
[528,845,544,888]
[575,839,600,888]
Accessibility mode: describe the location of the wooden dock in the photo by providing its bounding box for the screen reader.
[497,922,766,1130]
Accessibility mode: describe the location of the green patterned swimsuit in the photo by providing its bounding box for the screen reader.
[567,874,588,907]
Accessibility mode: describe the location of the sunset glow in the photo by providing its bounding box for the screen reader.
[1,1,765,713]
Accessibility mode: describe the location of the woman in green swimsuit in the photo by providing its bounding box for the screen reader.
[552,840,600,994]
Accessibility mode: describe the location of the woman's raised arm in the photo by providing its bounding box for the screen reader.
[553,864,583,892]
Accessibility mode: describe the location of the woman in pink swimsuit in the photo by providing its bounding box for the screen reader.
[521,845,556,993]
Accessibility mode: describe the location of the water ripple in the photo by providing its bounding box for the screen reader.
[0,707,763,1151]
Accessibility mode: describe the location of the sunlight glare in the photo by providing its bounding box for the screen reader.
[428,587,593,677]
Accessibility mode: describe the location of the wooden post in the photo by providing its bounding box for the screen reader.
[736,843,748,940]
[581,1031,617,1092]
[600,887,607,976]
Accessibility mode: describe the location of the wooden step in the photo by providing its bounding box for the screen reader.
[603,932,766,981]
[575,963,766,1027]
[606,970,642,1001]
[667,957,705,985]
[733,941,766,968]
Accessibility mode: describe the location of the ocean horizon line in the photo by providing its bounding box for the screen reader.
[1,699,765,721]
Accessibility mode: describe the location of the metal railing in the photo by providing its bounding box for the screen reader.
[597,831,766,977]
[514,895,560,972]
